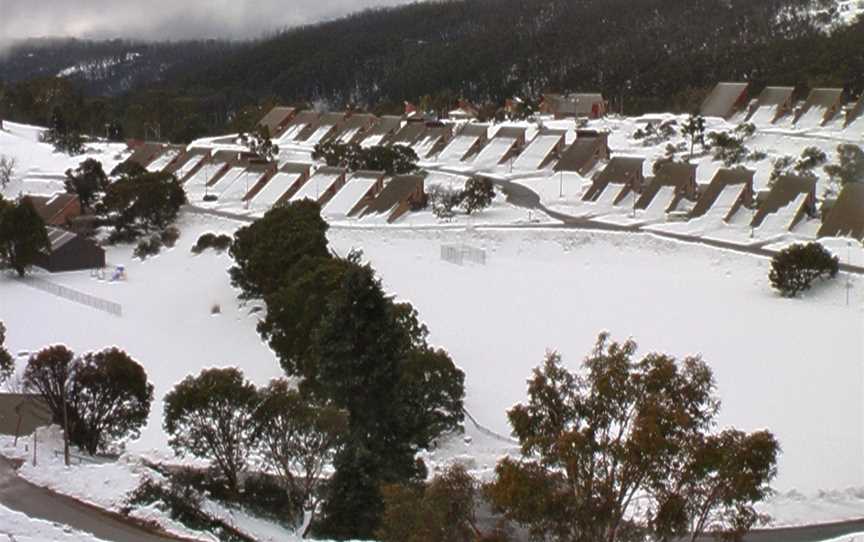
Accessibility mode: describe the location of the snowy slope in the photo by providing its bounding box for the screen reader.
[512,134,559,170]
[250,172,302,210]
[471,137,515,169]
[436,136,478,163]
[322,177,376,217]
[0,122,128,200]
[290,171,339,203]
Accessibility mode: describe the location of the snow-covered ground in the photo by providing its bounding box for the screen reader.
[0,122,128,200]
[2,116,864,539]
[0,503,106,541]
[0,426,312,541]
[1,214,862,529]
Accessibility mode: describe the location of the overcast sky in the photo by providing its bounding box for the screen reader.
[0,0,417,44]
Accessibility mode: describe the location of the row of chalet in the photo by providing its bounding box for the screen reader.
[580,156,863,239]
[700,82,864,127]
[251,106,614,173]
[133,111,613,181]
[128,144,426,223]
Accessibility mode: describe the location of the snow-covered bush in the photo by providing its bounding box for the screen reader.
[0,155,15,189]
[633,119,677,146]
[770,147,827,185]
[429,177,495,219]
[462,177,496,215]
[825,144,864,186]
[429,186,464,220]
[160,226,180,248]
[769,242,839,297]
[0,321,12,384]
[125,476,247,542]
[133,234,163,260]
[191,232,232,254]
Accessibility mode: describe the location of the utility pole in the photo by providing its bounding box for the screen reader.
[559,169,564,199]
[847,240,852,307]
[62,383,70,466]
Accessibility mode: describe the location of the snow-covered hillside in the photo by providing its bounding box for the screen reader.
[1,117,863,538]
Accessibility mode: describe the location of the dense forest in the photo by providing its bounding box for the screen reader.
[1,0,862,143]
[0,38,244,96]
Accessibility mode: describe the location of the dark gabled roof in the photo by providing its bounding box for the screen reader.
[350,170,386,181]
[818,182,864,240]
[290,111,320,125]
[317,112,347,126]
[459,124,490,138]
[583,157,644,201]
[282,111,320,139]
[797,88,844,124]
[0,393,52,436]
[367,115,403,137]
[635,162,697,210]
[24,194,79,223]
[126,142,166,167]
[363,174,425,215]
[700,82,749,118]
[166,149,208,174]
[554,134,607,173]
[310,165,347,179]
[494,126,528,140]
[691,168,754,218]
[594,157,644,183]
[46,226,80,251]
[280,162,313,175]
[751,174,816,228]
[755,86,795,107]
[257,106,296,135]
[390,122,427,145]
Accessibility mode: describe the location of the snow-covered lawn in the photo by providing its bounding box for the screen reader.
[2,116,864,536]
[0,122,128,200]
[3,213,861,496]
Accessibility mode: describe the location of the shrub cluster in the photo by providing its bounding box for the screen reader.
[134,234,163,260]
[312,141,418,175]
[769,146,827,185]
[429,177,496,219]
[633,119,677,146]
[125,476,251,542]
[708,123,763,166]
[769,242,839,297]
[192,232,232,254]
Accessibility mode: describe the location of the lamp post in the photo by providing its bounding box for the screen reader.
[559,169,564,199]
[847,240,852,307]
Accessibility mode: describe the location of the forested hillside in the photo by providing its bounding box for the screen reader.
[1,0,862,143]
[180,0,863,112]
[0,38,244,96]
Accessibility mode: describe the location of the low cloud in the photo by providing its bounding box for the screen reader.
[0,0,417,44]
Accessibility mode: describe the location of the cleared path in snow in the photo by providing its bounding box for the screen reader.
[0,456,190,542]
[492,180,864,275]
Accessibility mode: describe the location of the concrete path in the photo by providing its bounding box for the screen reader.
[493,179,864,275]
[0,456,188,542]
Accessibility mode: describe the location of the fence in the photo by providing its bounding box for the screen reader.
[440,244,487,266]
[22,277,122,317]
